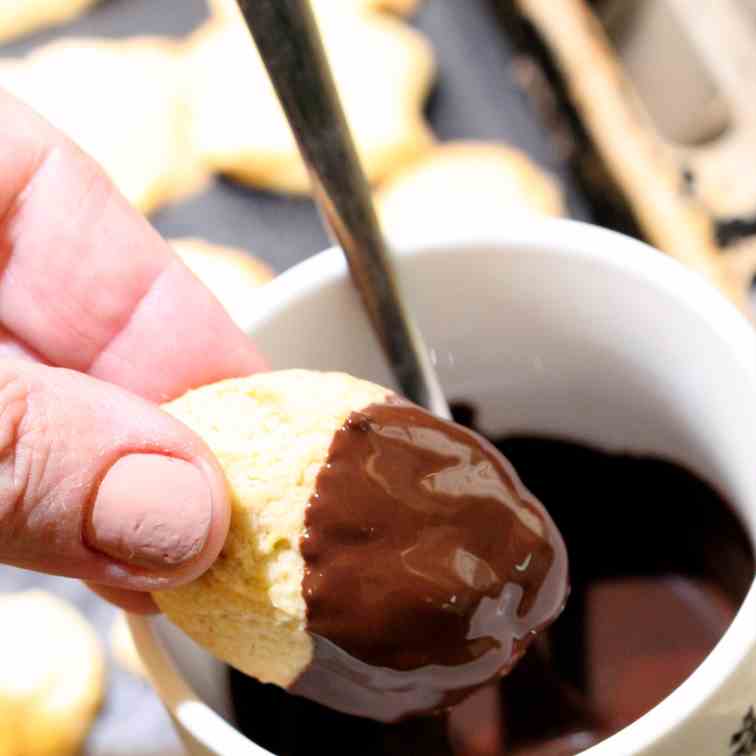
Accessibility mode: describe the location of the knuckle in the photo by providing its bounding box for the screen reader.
[0,366,50,535]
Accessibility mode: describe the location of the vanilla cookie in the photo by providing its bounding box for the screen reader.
[172,238,274,328]
[376,141,565,242]
[189,2,435,193]
[0,38,206,215]
[154,370,567,722]
[0,591,105,756]
[367,0,422,14]
[0,0,99,45]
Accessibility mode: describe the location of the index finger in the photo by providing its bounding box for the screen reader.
[0,87,265,401]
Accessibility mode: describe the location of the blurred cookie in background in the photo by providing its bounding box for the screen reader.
[0,591,105,756]
[0,0,99,44]
[365,0,423,14]
[189,0,435,194]
[376,141,564,243]
[173,238,275,328]
[0,37,208,215]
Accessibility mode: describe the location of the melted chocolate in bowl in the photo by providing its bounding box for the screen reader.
[230,403,754,755]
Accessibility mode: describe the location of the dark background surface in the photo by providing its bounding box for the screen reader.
[0,1,589,753]
[2,0,590,273]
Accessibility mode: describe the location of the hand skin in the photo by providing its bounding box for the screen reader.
[0,87,266,613]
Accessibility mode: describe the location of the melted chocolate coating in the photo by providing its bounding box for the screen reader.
[293,400,568,721]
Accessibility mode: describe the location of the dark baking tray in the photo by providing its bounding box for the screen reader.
[2,0,591,273]
[0,1,591,752]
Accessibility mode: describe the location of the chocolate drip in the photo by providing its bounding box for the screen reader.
[292,400,568,721]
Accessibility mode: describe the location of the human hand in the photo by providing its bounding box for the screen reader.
[0,88,265,613]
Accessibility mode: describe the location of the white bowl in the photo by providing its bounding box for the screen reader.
[131,219,756,755]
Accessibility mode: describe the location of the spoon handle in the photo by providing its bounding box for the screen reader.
[235,0,450,418]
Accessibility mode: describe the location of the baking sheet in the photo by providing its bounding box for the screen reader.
[0,1,590,752]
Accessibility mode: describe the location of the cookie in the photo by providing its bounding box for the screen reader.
[189,1,435,193]
[0,0,98,45]
[368,0,422,14]
[155,372,391,700]
[0,591,105,756]
[172,238,274,328]
[154,370,567,721]
[0,38,207,215]
[376,141,565,242]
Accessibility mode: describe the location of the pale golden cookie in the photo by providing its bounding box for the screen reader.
[376,141,565,241]
[367,0,422,14]
[110,612,146,680]
[154,371,567,722]
[0,591,105,756]
[189,2,435,193]
[0,0,99,44]
[172,238,274,327]
[154,371,392,688]
[0,38,207,215]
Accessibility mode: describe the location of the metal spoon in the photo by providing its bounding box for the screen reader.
[234,0,451,419]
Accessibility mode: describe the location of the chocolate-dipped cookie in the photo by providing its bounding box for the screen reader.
[155,370,568,721]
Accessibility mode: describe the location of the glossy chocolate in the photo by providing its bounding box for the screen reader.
[293,400,569,721]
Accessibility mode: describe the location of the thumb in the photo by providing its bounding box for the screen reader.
[0,359,229,591]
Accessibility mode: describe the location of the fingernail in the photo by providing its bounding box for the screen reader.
[86,454,213,571]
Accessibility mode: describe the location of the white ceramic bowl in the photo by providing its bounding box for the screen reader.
[130,219,756,756]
